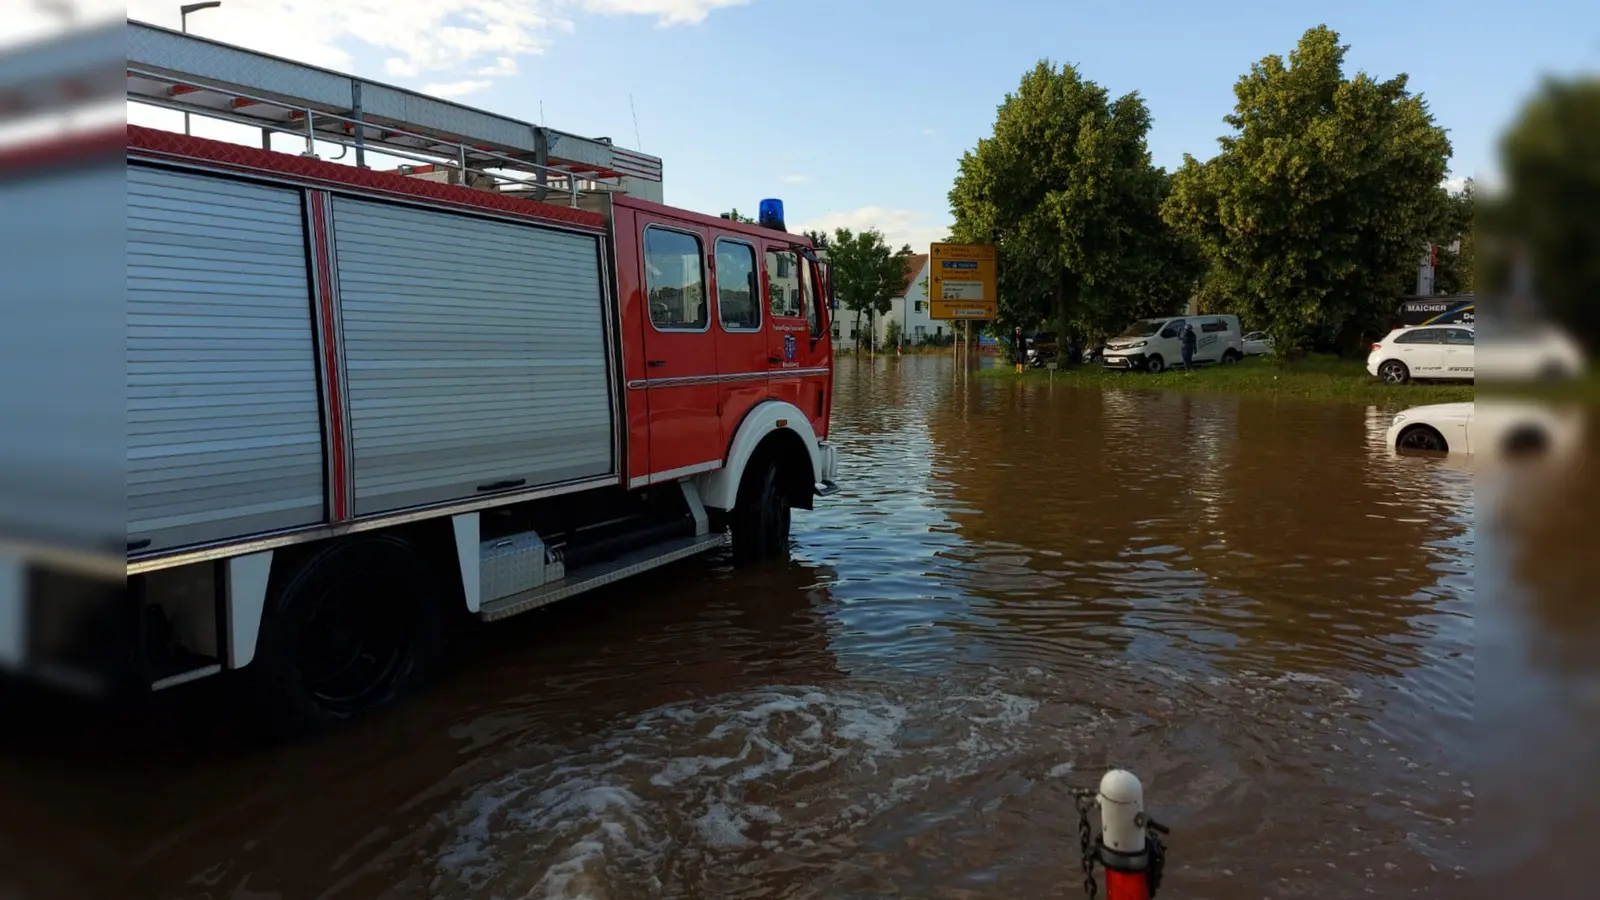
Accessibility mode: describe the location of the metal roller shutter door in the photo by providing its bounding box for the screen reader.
[0,162,127,555]
[127,165,326,551]
[331,198,615,516]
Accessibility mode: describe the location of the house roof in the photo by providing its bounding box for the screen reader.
[898,253,929,296]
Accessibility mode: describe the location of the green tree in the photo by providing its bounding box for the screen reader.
[885,319,903,349]
[802,229,832,249]
[1163,25,1451,358]
[828,227,912,351]
[949,60,1198,343]
[1494,76,1600,349]
[723,208,755,223]
[1426,179,1475,295]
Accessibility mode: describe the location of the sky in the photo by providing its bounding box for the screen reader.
[15,0,1600,249]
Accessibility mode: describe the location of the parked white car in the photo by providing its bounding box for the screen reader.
[1386,400,1582,459]
[1476,321,1586,382]
[1102,314,1245,373]
[1367,325,1475,384]
[1241,331,1274,356]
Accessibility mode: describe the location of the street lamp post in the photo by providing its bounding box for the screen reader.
[179,2,222,136]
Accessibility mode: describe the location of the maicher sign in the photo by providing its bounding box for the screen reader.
[928,243,997,320]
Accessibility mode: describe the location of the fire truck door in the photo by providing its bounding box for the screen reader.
[711,236,768,449]
[639,224,722,479]
[765,246,829,430]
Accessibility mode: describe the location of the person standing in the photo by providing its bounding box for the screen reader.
[1181,323,1197,372]
[1013,326,1026,374]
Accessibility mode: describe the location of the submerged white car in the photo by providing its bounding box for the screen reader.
[1367,325,1475,384]
[1386,401,1582,459]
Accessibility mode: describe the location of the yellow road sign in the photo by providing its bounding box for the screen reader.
[928,243,997,320]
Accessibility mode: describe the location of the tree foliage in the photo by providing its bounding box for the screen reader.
[828,227,912,348]
[1494,76,1600,349]
[949,60,1199,342]
[1162,25,1451,358]
[802,229,831,249]
[1425,179,1475,296]
[722,208,755,223]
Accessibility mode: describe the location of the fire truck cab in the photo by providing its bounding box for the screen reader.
[0,20,838,735]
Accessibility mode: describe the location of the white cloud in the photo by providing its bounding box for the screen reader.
[476,55,520,77]
[779,173,810,185]
[580,0,752,26]
[1,0,125,50]
[385,58,423,78]
[795,206,951,253]
[117,0,748,93]
[423,79,493,98]
[921,127,936,137]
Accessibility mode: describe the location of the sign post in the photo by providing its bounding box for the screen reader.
[929,243,996,372]
[929,243,998,321]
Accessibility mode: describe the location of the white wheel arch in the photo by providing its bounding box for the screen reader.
[697,400,822,512]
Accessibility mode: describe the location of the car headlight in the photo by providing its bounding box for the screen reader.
[1130,341,1147,349]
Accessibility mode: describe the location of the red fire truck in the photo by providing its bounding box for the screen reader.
[0,21,837,733]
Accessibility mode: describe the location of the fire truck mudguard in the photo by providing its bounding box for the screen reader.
[697,400,828,513]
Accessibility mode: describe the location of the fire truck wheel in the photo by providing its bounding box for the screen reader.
[247,534,444,737]
[730,457,791,563]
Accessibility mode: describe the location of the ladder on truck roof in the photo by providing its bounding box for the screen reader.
[124,19,664,204]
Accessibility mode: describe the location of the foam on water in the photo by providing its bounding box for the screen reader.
[427,676,1050,896]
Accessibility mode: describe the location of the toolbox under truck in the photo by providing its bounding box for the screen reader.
[0,21,838,732]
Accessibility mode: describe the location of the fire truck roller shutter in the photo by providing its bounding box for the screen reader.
[696,400,821,512]
[330,198,615,515]
[3,158,125,558]
[126,166,327,552]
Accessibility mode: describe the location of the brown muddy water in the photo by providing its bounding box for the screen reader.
[7,355,1598,900]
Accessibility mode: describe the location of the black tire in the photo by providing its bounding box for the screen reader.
[1221,350,1241,365]
[1379,360,1410,385]
[1503,426,1549,459]
[730,456,791,564]
[1145,355,1166,374]
[1396,424,1449,454]
[247,534,443,737]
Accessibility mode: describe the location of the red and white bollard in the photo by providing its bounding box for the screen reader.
[1075,768,1167,899]
[1098,769,1153,900]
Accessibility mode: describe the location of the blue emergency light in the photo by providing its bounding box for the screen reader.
[758,198,785,232]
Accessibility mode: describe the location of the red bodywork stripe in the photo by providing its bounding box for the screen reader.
[307,192,350,522]
[0,126,122,177]
[126,125,608,231]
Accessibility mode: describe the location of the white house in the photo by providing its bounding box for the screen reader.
[833,252,951,348]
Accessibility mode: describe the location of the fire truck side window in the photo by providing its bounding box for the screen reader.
[644,226,708,331]
[799,257,823,336]
[766,249,802,318]
[715,238,760,331]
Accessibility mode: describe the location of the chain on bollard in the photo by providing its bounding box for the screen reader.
[1070,769,1170,900]
[1074,790,1100,899]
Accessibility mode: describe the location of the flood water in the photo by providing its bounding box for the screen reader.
[7,354,1598,899]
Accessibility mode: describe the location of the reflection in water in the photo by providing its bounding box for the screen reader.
[0,355,1488,899]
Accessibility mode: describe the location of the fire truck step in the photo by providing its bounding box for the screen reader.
[477,533,727,623]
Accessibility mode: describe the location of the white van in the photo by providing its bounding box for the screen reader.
[1102,315,1245,373]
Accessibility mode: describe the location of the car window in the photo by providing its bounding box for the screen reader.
[1445,328,1475,346]
[1395,329,1444,345]
[714,238,760,331]
[644,227,707,331]
[766,249,802,318]
[1200,318,1229,333]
